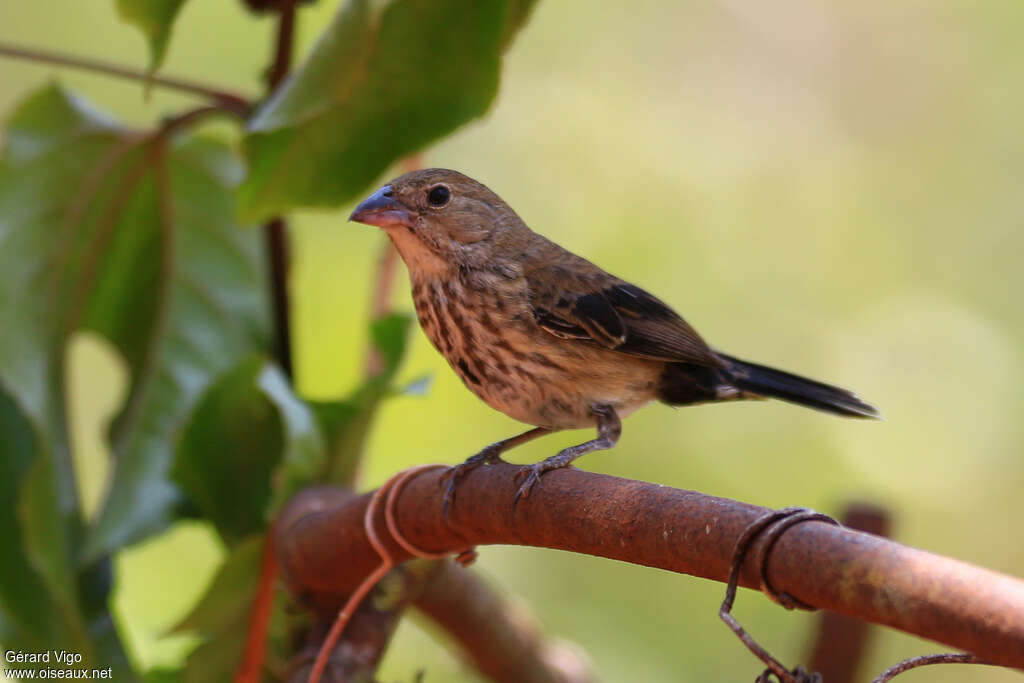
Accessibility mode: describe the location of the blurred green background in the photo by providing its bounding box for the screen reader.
[2,1,1023,681]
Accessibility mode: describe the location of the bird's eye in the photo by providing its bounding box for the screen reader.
[426,185,451,207]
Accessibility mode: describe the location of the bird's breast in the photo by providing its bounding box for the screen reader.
[410,274,662,429]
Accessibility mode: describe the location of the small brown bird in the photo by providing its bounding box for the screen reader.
[350,169,878,507]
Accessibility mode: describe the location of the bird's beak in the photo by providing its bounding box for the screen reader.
[348,185,414,229]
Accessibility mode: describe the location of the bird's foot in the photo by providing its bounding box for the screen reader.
[512,465,545,506]
[512,448,584,506]
[513,462,566,506]
[440,447,502,521]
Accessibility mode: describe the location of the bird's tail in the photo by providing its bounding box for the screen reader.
[718,353,880,419]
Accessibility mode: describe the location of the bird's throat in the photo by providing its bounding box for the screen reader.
[383,226,452,279]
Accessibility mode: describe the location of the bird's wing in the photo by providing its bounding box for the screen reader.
[527,261,720,366]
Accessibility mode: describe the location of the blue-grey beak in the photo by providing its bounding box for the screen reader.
[349,185,414,228]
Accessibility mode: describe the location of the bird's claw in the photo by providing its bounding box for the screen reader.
[440,455,494,522]
[513,466,543,507]
[440,466,465,522]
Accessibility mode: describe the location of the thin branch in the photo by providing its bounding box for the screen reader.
[260,1,298,381]
[365,241,400,378]
[414,560,597,683]
[872,653,996,682]
[264,218,293,379]
[369,245,399,323]
[274,463,1024,669]
[266,0,297,91]
[0,42,251,115]
[365,155,420,376]
[160,104,246,131]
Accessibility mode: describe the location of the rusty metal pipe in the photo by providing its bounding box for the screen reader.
[275,465,1024,668]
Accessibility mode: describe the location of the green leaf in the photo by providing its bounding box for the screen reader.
[115,0,190,72]
[173,358,283,544]
[172,357,322,543]
[238,0,539,221]
[261,364,325,514]
[0,86,132,667]
[19,455,80,624]
[173,535,263,636]
[84,123,268,560]
[0,385,64,649]
[0,84,268,563]
[181,628,249,683]
[371,312,413,385]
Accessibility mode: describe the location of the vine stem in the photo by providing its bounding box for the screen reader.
[261,0,298,381]
[235,5,298,682]
[0,42,251,115]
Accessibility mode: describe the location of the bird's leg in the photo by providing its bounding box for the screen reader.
[442,426,553,518]
[514,404,622,505]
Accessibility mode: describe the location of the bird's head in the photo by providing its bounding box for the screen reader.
[349,168,528,275]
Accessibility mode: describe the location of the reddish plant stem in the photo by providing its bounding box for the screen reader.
[308,465,450,682]
[275,463,1024,669]
[235,532,280,683]
[287,562,439,683]
[0,42,250,115]
[364,155,421,377]
[364,242,400,378]
[370,247,398,322]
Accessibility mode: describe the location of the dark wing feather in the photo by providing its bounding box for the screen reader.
[533,307,590,340]
[530,274,719,366]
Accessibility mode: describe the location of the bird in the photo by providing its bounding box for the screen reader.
[349,168,879,508]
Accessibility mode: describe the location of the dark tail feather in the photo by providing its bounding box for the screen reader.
[719,353,880,419]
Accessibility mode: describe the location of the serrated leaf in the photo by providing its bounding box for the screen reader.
[115,0,190,72]
[0,84,268,563]
[238,0,539,221]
